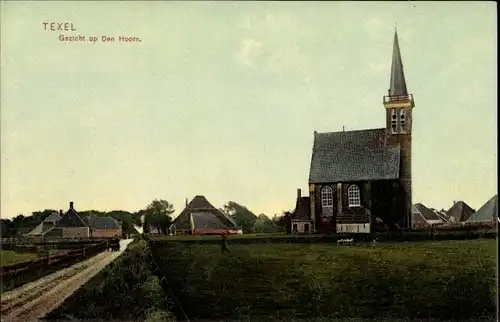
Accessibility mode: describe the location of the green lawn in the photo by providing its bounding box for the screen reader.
[0,248,75,267]
[0,250,38,266]
[152,239,497,321]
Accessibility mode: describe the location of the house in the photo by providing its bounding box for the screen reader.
[44,202,90,238]
[290,189,312,233]
[447,201,475,223]
[297,29,414,234]
[434,209,450,223]
[465,195,498,223]
[412,203,443,228]
[90,216,122,238]
[169,195,241,235]
[25,210,62,236]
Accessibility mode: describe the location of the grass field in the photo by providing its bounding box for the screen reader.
[0,250,38,266]
[152,239,497,321]
[0,249,74,267]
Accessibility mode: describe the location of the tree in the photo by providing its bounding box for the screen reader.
[274,211,293,234]
[130,212,143,227]
[143,199,175,234]
[223,201,257,234]
[107,210,135,226]
[253,214,279,233]
[0,219,16,238]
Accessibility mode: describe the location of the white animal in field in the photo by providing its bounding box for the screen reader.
[336,238,354,246]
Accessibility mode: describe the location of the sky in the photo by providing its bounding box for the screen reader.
[0,1,497,219]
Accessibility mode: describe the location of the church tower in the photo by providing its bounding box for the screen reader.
[383,28,414,228]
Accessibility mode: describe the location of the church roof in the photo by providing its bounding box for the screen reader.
[309,128,400,183]
[389,28,408,97]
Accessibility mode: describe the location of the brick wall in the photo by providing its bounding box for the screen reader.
[385,102,413,229]
[62,227,90,238]
[91,228,122,238]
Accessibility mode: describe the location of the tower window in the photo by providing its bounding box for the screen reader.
[391,109,397,133]
[400,109,406,133]
[348,185,361,207]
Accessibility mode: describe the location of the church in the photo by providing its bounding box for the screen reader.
[291,29,414,234]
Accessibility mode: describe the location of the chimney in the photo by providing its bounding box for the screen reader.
[453,201,456,205]
[70,201,74,209]
[297,188,301,200]
[59,209,63,215]
[185,198,188,207]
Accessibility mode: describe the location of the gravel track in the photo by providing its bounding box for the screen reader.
[1,239,132,322]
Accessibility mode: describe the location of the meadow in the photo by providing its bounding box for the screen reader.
[0,250,39,266]
[152,238,497,321]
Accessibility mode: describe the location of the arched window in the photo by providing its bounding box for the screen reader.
[391,109,397,133]
[348,185,361,207]
[400,109,406,133]
[321,186,333,207]
[321,186,334,217]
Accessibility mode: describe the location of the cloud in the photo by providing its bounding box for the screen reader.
[236,11,315,81]
[365,61,388,75]
[236,38,264,67]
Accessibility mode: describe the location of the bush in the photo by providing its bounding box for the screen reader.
[46,240,175,321]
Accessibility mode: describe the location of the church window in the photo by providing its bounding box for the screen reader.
[348,185,361,207]
[400,109,406,133]
[391,109,397,133]
[321,186,333,207]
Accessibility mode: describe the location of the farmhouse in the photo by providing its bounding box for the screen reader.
[169,195,241,235]
[411,203,443,228]
[25,210,62,236]
[465,195,498,223]
[90,216,122,238]
[44,202,90,238]
[446,200,475,223]
[293,29,414,234]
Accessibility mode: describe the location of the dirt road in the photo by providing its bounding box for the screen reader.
[1,239,133,322]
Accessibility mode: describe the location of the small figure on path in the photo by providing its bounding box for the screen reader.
[221,233,230,253]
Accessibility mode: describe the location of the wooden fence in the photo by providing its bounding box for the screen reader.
[0,241,112,278]
[1,236,114,245]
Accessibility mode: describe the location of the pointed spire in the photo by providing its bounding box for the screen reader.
[389,28,408,96]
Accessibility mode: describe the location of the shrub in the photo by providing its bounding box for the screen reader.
[46,240,175,321]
